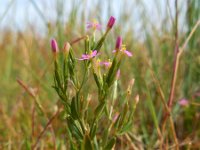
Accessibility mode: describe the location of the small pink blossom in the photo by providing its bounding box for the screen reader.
[51,38,59,53]
[178,98,189,107]
[113,45,133,57]
[124,50,133,57]
[99,60,112,68]
[113,37,132,57]
[107,16,116,29]
[86,20,101,30]
[79,50,98,60]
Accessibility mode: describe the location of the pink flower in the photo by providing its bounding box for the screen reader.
[115,36,122,50]
[107,16,116,29]
[178,98,189,107]
[79,50,98,60]
[86,20,101,30]
[113,37,132,57]
[51,38,59,53]
[113,45,132,57]
[99,60,112,68]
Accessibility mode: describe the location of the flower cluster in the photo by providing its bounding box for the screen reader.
[51,16,138,150]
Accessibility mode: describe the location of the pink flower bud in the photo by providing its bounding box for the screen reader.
[51,39,59,53]
[115,36,122,50]
[107,16,116,29]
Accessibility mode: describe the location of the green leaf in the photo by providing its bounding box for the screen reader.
[67,117,83,140]
[113,114,121,129]
[94,102,105,119]
[82,134,94,150]
[107,60,121,87]
[106,57,117,86]
[24,137,31,150]
[118,103,129,129]
[118,121,133,135]
[93,33,107,51]
[90,122,97,139]
[104,137,116,150]
[54,61,62,90]
[85,36,90,54]
[71,97,79,119]
[93,72,101,89]
[93,136,99,150]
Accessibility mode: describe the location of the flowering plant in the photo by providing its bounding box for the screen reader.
[51,16,138,150]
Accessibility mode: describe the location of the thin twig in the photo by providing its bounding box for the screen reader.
[70,35,87,45]
[167,0,179,110]
[124,134,138,150]
[168,140,198,149]
[180,19,200,51]
[32,107,60,149]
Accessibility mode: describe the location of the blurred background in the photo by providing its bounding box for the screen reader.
[0,0,200,149]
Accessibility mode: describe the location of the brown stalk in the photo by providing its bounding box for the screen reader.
[162,0,179,149]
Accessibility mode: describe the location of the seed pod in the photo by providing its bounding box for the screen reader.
[63,42,70,56]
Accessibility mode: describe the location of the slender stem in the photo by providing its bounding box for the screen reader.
[78,65,88,92]
[167,0,179,110]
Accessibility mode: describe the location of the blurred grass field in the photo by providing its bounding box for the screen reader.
[0,0,200,149]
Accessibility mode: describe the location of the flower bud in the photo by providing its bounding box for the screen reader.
[63,42,70,55]
[51,39,59,53]
[107,16,116,29]
[115,36,122,50]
